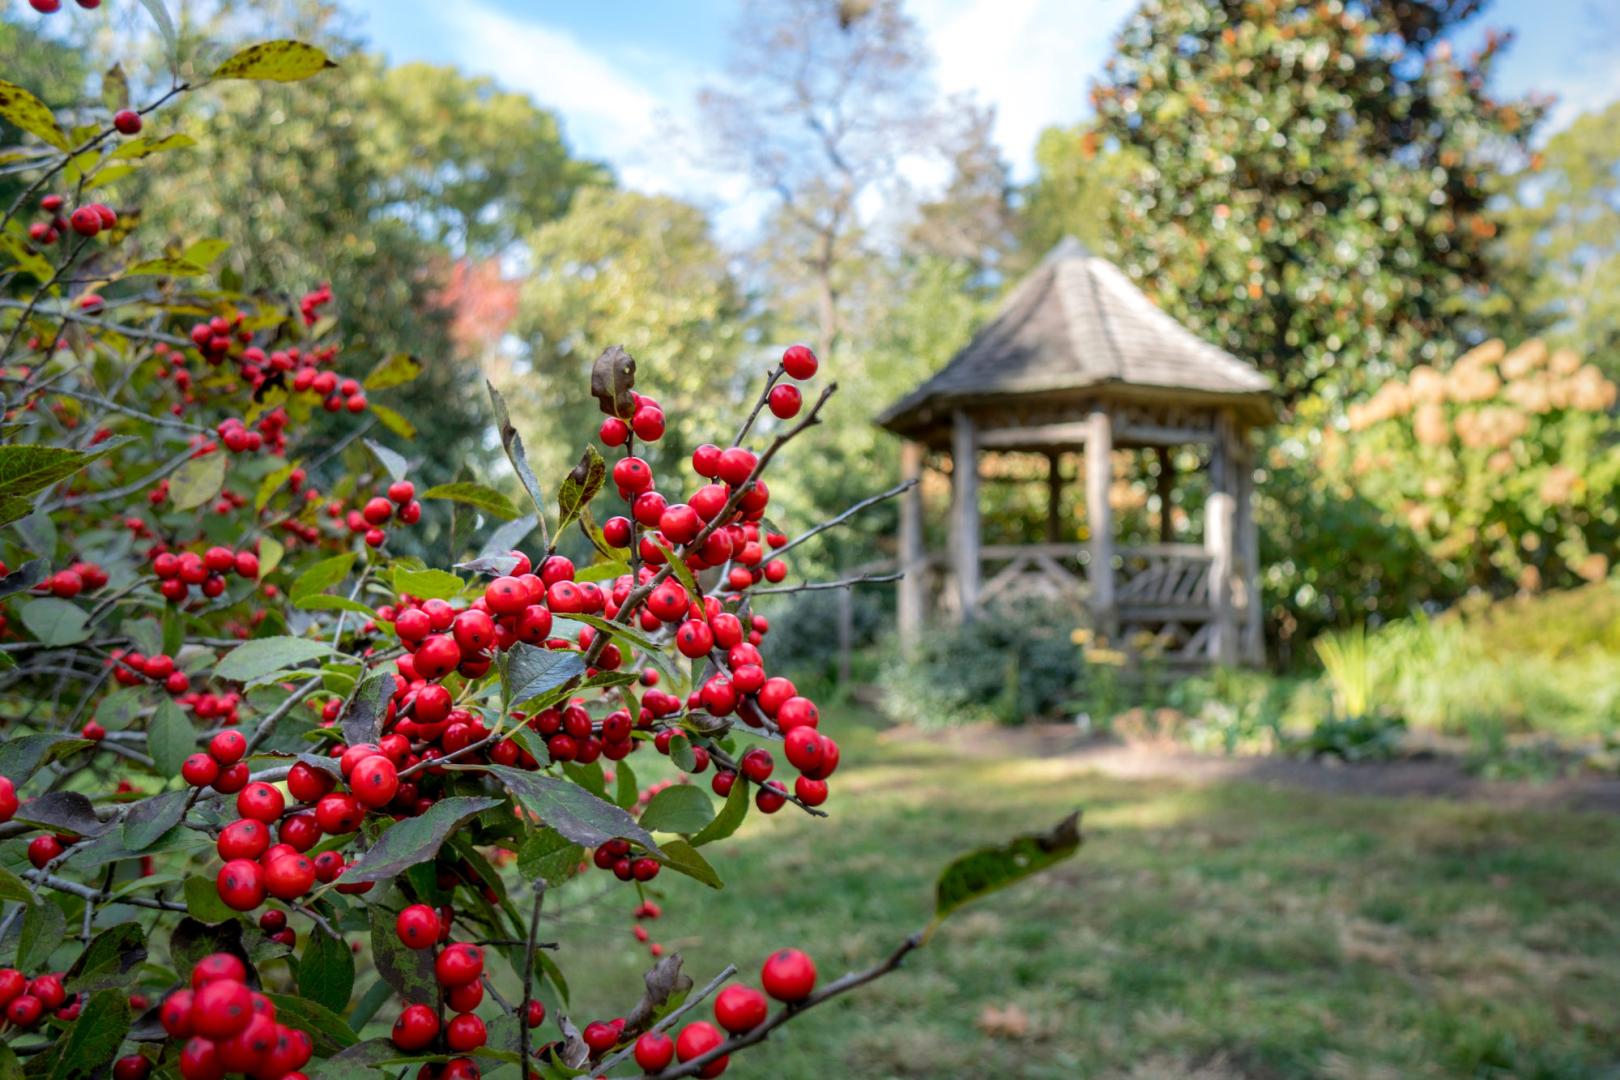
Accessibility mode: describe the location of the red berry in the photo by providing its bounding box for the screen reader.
[349,754,399,808]
[209,730,246,765]
[314,793,363,834]
[236,781,285,823]
[414,634,462,680]
[434,943,484,987]
[391,1003,439,1051]
[192,978,254,1039]
[675,1020,729,1077]
[525,999,547,1027]
[713,985,768,1034]
[395,904,439,949]
[781,344,818,379]
[287,761,335,802]
[635,1030,676,1071]
[27,835,62,868]
[217,818,270,861]
[691,443,722,478]
[177,1037,220,1080]
[264,854,316,900]
[445,1012,487,1051]
[114,1053,152,1080]
[5,994,42,1028]
[767,384,802,419]
[216,858,267,911]
[761,948,816,1002]
[716,447,757,487]
[191,953,247,988]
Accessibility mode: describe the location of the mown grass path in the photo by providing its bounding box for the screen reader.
[559,708,1620,1079]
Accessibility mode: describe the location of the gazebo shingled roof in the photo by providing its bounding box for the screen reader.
[877,238,1273,445]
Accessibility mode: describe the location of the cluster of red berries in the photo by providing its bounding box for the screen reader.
[299,284,333,326]
[110,648,193,696]
[27,0,101,12]
[158,953,315,1080]
[0,967,81,1031]
[599,390,668,445]
[629,897,665,956]
[207,749,399,911]
[629,948,818,1075]
[26,827,83,869]
[348,480,421,548]
[25,194,115,246]
[389,914,527,1062]
[151,544,261,603]
[32,558,108,598]
[180,729,251,794]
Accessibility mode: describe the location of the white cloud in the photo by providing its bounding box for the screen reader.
[911,0,1135,178]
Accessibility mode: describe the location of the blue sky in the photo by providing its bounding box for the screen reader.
[342,0,1620,236]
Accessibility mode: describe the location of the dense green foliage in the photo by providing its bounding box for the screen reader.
[1086,0,1541,403]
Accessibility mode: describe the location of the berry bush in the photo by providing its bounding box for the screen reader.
[0,10,1078,1079]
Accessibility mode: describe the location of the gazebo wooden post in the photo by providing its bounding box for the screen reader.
[1234,430,1263,665]
[1205,412,1239,665]
[897,440,927,653]
[1045,451,1063,543]
[1085,405,1116,638]
[951,411,980,620]
[1155,446,1175,543]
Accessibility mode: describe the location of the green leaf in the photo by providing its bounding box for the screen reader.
[390,566,464,601]
[136,0,179,71]
[500,643,586,709]
[0,733,92,780]
[18,596,89,646]
[488,765,663,855]
[516,827,583,886]
[168,917,247,973]
[556,445,606,536]
[263,992,358,1052]
[0,445,109,503]
[340,670,395,747]
[0,558,47,597]
[298,929,356,1013]
[255,458,302,512]
[552,612,660,654]
[168,452,227,511]
[122,256,207,278]
[336,796,502,885]
[0,1045,17,1080]
[639,785,715,835]
[123,790,189,852]
[64,923,146,993]
[364,352,422,391]
[690,773,750,847]
[215,636,332,682]
[84,163,137,191]
[654,838,722,889]
[212,40,337,82]
[15,791,103,837]
[290,552,356,602]
[614,760,639,810]
[363,438,408,483]
[308,1038,419,1079]
[257,536,285,578]
[421,482,520,521]
[486,381,547,542]
[369,901,437,1005]
[0,866,32,904]
[183,875,236,924]
[45,988,130,1080]
[19,899,66,970]
[656,539,702,600]
[369,402,417,440]
[182,237,231,265]
[0,79,68,150]
[575,559,631,584]
[146,697,195,777]
[929,812,1083,937]
[296,593,375,616]
[668,734,697,773]
[109,132,197,161]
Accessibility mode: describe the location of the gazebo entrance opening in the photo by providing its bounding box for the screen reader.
[879,240,1274,667]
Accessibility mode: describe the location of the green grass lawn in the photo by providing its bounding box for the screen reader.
[551,708,1620,1079]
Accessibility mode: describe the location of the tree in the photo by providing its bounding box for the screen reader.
[1496,99,1620,371]
[1087,0,1543,403]
[0,15,1080,1078]
[502,187,753,484]
[697,0,940,352]
[1019,125,1139,263]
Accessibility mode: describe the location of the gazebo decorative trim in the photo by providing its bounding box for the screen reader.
[878,238,1276,667]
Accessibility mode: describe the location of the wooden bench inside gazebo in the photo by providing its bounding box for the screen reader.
[876,239,1275,667]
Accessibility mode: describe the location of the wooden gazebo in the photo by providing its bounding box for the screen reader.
[877,239,1274,667]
